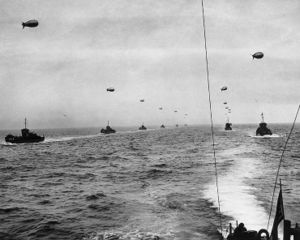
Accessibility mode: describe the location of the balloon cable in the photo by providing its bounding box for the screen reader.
[267,104,300,230]
[200,0,223,232]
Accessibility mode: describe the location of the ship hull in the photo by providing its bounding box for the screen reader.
[256,122,272,136]
[5,136,45,143]
[225,123,232,131]
[100,129,116,134]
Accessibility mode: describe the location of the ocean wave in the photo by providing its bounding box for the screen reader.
[141,169,173,180]
[86,193,107,201]
[88,204,111,212]
[0,207,21,214]
[84,231,169,240]
[151,163,168,168]
[158,198,184,211]
[0,125,298,240]
[38,200,51,205]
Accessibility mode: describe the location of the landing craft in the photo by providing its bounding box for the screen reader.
[221,86,227,91]
[22,20,38,29]
[106,87,115,92]
[174,110,178,113]
[140,99,145,102]
[159,107,163,110]
[252,52,264,59]
[223,102,227,104]
[5,118,44,143]
[225,106,229,109]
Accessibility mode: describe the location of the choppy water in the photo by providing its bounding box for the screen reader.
[0,124,299,240]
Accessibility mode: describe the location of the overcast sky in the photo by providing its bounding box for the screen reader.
[0,0,299,129]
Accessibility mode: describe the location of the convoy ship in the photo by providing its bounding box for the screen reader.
[256,113,272,136]
[5,118,45,143]
[100,121,116,134]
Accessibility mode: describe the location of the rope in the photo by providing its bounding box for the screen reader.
[267,104,300,230]
[200,0,223,232]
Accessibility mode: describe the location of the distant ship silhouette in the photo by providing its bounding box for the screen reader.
[256,113,272,136]
[225,122,232,131]
[138,124,147,130]
[100,121,116,134]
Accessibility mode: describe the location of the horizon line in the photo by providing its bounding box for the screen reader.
[0,122,298,132]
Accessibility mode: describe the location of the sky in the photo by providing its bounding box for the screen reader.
[0,0,299,129]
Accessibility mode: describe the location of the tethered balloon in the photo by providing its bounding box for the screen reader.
[22,20,39,29]
[252,52,264,59]
[106,87,115,92]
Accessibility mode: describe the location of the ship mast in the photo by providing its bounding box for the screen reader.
[25,118,27,129]
[261,112,264,122]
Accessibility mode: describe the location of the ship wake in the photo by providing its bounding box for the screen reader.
[203,150,269,232]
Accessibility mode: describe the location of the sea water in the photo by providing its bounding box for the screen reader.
[0,124,299,240]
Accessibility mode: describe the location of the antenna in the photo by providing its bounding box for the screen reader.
[25,118,27,129]
[261,112,264,122]
[279,179,282,191]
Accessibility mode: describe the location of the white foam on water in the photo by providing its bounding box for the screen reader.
[250,134,281,138]
[117,128,158,135]
[220,129,238,132]
[245,131,282,138]
[203,156,269,231]
[220,146,254,156]
[0,141,17,146]
[43,134,101,143]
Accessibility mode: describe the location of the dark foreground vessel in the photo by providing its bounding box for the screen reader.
[139,124,147,130]
[226,183,299,240]
[5,118,45,143]
[160,124,165,128]
[100,121,116,134]
[225,122,232,131]
[256,113,272,136]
